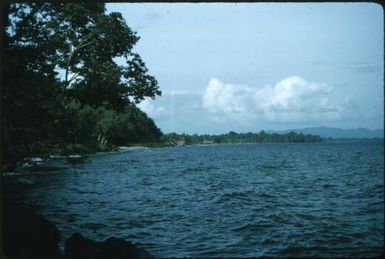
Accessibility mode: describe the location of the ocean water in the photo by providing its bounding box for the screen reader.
[4,141,384,257]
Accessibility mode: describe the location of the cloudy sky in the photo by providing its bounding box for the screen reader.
[107,3,383,134]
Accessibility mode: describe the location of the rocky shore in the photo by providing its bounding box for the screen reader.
[3,206,152,259]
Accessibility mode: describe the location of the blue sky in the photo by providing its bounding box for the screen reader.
[107,3,383,134]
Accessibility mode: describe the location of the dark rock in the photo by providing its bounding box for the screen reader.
[65,232,98,259]
[136,247,153,258]
[64,234,153,259]
[98,237,152,259]
[3,205,154,259]
[3,206,61,259]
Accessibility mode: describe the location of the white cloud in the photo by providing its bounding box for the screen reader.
[164,89,203,96]
[202,76,354,124]
[202,78,252,114]
[137,98,167,119]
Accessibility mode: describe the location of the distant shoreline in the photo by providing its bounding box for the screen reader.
[3,138,382,175]
[78,139,385,159]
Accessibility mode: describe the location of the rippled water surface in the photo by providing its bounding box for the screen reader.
[4,141,384,257]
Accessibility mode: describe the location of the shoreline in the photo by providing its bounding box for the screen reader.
[2,144,165,175]
[4,139,382,175]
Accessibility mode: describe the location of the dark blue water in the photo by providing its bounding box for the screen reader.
[4,141,384,257]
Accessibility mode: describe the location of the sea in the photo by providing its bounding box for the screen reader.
[3,140,384,257]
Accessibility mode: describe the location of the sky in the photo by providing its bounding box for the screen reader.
[106,3,383,134]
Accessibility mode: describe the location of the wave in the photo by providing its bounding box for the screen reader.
[216,191,252,203]
[181,166,219,173]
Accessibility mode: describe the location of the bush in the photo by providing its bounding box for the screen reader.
[61,144,89,155]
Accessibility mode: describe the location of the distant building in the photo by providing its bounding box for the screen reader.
[203,139,213,144]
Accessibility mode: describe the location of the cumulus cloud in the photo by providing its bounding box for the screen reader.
[202,78,252,114]
[202,76,353,123]
[137,98,167,119]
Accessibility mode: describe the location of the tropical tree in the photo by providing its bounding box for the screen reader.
[2,2,163,169]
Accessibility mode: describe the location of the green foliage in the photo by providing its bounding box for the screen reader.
[161,131,323,145]
[2,3,163,169]
[63,101,162,148]
[61,144,89,156]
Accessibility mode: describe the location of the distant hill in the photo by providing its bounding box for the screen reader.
[269,126,384,139]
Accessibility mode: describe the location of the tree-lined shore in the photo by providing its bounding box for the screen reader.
[1,2,323,172]
[161,131,323,146]
[2,3,162,170]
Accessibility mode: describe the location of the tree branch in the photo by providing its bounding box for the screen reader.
[65,37,96,86]
[67,72,80,84]
[64,18,109,87]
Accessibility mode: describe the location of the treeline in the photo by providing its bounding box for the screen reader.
[161,131,323,145]
[2,3,162,170]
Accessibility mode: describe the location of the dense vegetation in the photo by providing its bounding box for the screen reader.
[1,3,324,171]
[2,3,162,170]
[161,131,323,146]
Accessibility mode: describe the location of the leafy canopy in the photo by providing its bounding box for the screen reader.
[2,2,163,167]
[5,2,161,110]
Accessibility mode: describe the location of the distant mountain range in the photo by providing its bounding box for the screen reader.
[268,126,384,139]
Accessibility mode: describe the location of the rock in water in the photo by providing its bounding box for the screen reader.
[3,206,61,258]
[64,233,153,259]
[98,237,152,259]
[65,233,98,259]
[3,207,153,259]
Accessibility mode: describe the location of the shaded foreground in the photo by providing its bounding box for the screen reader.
[3,206,152,259]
